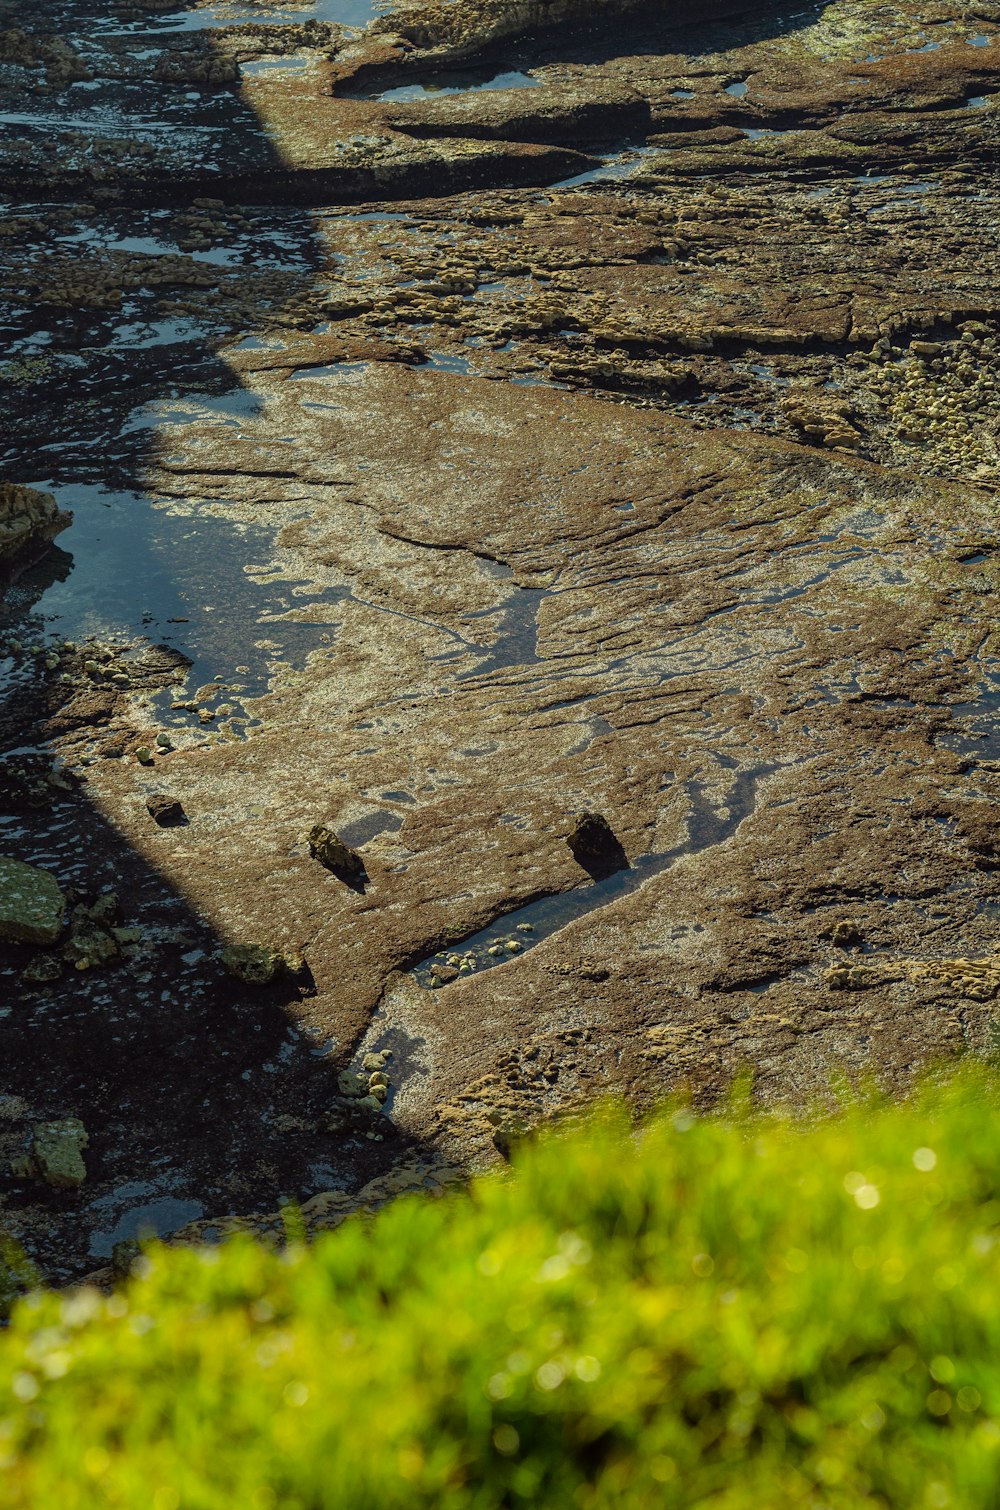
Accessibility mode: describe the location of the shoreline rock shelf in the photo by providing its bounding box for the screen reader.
[1,0,1000,1279]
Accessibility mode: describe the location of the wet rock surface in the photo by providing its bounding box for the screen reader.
[2,0,1000,1277]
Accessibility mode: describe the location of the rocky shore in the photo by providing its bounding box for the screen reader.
[1,0,1000,1283]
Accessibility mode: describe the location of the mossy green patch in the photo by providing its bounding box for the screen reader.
[6,1067,1000,1503]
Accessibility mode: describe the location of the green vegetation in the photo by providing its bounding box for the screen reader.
[4,1068,1000,1507]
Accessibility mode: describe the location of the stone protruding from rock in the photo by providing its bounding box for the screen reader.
[485,1108,528,1162]
[830,920,863,950]
[308,823,364,882]
[146,793,186,828]
[825,965,879,992]
[0,479,70,571]
[11,1118,88,1191]
[565,811,629,880]
[0,856,65,945]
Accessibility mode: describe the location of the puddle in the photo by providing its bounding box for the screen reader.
[379,70,540,103]
[724,80,750,98]
[88,1188,205,1258]
[240,56,311,79]
[425,350,475,375]
[289,361,369,383]
[109,0,383,34]
[550,144,663,190]
[412,766,776,987]
[459,583,550,678]
[0,480,350,722]
[938,663,1000,763]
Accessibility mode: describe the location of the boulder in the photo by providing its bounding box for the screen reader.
[220,943,284,986]
[0,856,65,945]
[11,1118,89,1191]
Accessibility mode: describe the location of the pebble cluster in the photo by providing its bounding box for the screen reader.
[423,923,535,986]
[868,322,1000,479]
[327,1050,394,1140]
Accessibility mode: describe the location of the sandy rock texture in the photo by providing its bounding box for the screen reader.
[1,0,1000,1274]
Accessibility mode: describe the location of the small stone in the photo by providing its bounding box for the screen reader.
[135,746,154,766]
[362,1051,390,1072]
[220,943,283,986]
[430,963,459,983]
[337,1069,367,1099]
[488,945,503,957]
[146,794,186,828]
[369,1083,388,1103]
[154,733,173,751]
[357,1094,383,1113]
[830,919,863,949]
[0,856,65,945]
[516,923,534,933]
[506,940,522,954]
[111,1239,142,1279]
[368,1071,390,1090]
[21,953,62,985]
[308,824,364,882]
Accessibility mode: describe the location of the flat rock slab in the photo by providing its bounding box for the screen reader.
[0,857,65,946]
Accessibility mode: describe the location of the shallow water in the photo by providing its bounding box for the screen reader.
[1,479,350,717]
[104,0,386,35]
[88,1185,205,1258]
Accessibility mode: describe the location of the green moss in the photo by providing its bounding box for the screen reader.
[0,358,54,387]
[0,1235,38,1324]
[6,1068,1000,1504]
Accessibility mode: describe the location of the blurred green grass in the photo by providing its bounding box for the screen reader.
[4,1066,1000,1507]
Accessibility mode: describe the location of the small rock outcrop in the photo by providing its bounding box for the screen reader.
[0,479,70,573]
[146,794,186,828]
[308,824,365,883]
[565,812,629,880]
[221,943,285,986]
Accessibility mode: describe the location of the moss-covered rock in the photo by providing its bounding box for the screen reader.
[0,856,65,945]
[11,1118,88,1191]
